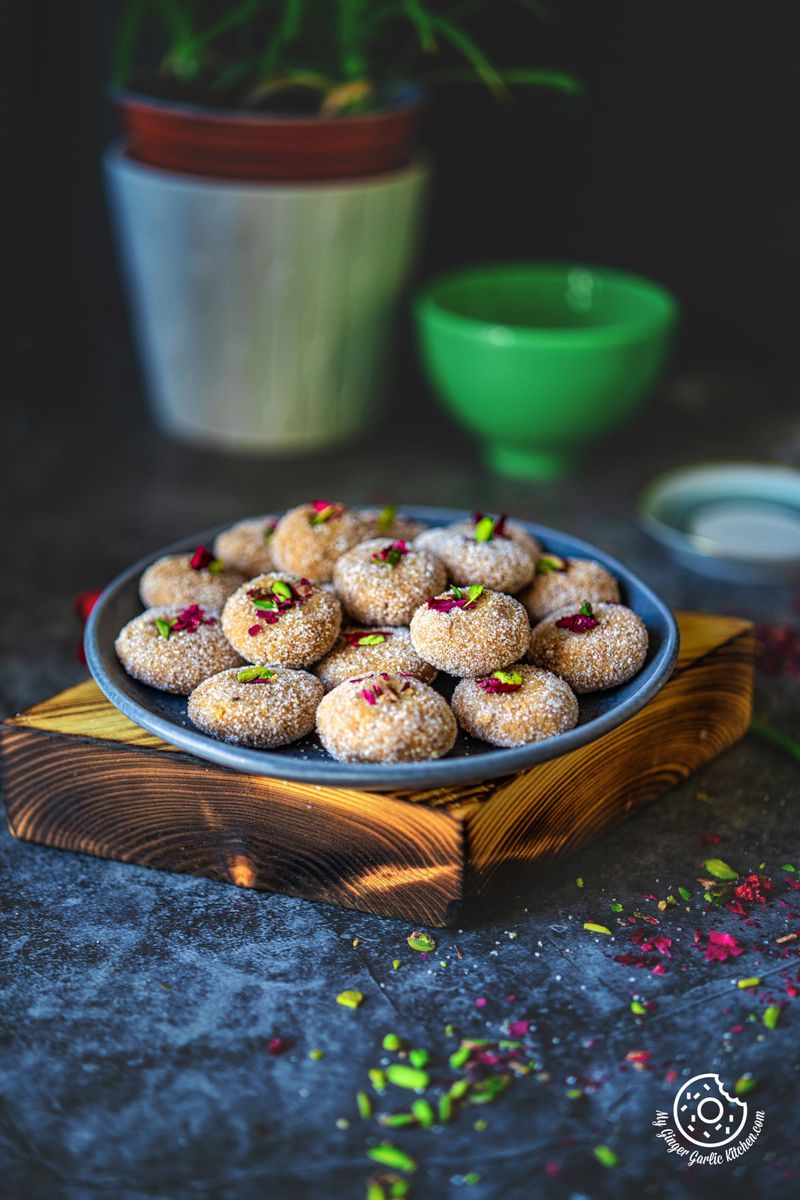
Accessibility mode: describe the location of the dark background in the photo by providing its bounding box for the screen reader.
[7,0,800,407]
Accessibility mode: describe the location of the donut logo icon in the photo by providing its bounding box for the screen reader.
[672,1074,749,1148]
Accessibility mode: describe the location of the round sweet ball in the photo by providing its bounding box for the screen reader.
[314,626,437,693]
[115,604,243,695]
[139,545,247,610]
[316,673,457,763]
[451,515,541,564]
[361,506,426,542]
[519,556,621,623]
[270,501,369,582]
[333,538,447,626]
[452,663,578,749]
[221,574,341,668]
[188,665,323,749]
[527,601,648,693]
[409,586,531,678]
[213,515,278,578]
[416,520,535,593]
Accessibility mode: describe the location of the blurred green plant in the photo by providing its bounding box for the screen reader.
[114,0,581,112]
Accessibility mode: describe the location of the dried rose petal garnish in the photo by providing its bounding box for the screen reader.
[536,554,568,575]
[477,669,523,694]
[703,930,745,963]
[246,578,313,631]
[345,630,392,648]
[427,584,485,612]
[155,604,216,640]
[734,874,773,904]
[555,600,600,633]
[371,540,408,567]
[190,545,223,573]
[472,512,508,541]
[308,500,344,526]
[237,666,276,683]
[357,674,412,705]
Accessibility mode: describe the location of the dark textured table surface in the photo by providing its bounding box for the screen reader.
[2,362,799,1200]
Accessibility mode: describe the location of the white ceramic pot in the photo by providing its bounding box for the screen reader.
[105,144,429,452]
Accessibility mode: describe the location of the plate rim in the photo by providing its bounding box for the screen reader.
[85,506,680,793]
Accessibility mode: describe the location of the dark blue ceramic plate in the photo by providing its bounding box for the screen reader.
[85,507,679,792]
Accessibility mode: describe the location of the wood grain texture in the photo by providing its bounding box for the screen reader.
[1,613,753,925]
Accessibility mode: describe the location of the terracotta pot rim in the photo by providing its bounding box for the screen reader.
[111,84,424,127]
[107,138,429,191]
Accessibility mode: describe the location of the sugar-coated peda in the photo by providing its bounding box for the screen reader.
[221,573,341,668]
[314,626,437,692]
[213,515,278,578]
[416,516,536,593]
[115,604,243,695]
[409,585,530,678]
[452,663,578,748]
[316,673,457,763]
[527,601,648,693]
[188,665,323,748]
[333,538,446,626]
[139,545,246,610]
[270,501,369,582]
[519,556,620,623]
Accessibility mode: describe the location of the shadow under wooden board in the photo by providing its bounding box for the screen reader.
[1,613,754,927]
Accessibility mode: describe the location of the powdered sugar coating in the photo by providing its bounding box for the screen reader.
[139,554,246,609]
[214,515,278,577]
[415,525,535,593]
[452,663,578,748]
[519,558,621,623]
[361,508,426,542]
[188,667,323,748]
[221,573,342,668]
[271,503,369,582]
[115,606,243,695]
[409,588,531,678]
[316,673,457,763]
[314,626,437,692]
[527,601,648,693]
[333,539,447,626]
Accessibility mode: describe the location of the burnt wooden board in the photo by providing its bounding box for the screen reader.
[1,613,754,926]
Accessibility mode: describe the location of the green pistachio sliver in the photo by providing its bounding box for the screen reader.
[536,553,567,574]
[763,1005,781,1030]
[411,1099,435,1128]
[272,579,293,599]
[207,558,224,574]
[356,1091,373,1120]
[438,1093,453,1123]
[155,618,176,640]
[382,1034,404,1052]
[376,504,397,534]
[703,858,739,881]
[366,1145,417,1174]
[379,1112,417,1128]
[449,1045,471,1070]
[359,633,387,646]
[388,1178,410,1198]
[408,1048,429,1069]
[474,516,495,542]
[385,1064,429,1090]
[369,1068,387,1094]
[367,1181,386,1200]
[466,584,485,604]
[493,669,522,686]
[578,600,594,617]
[593,1145,619,1168]
[448,1079,470,1100]
[252,598,277,611]
[237,666,275,683]
[407,931,436,953]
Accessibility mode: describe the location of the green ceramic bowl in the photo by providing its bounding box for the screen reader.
[414,263,678,479]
